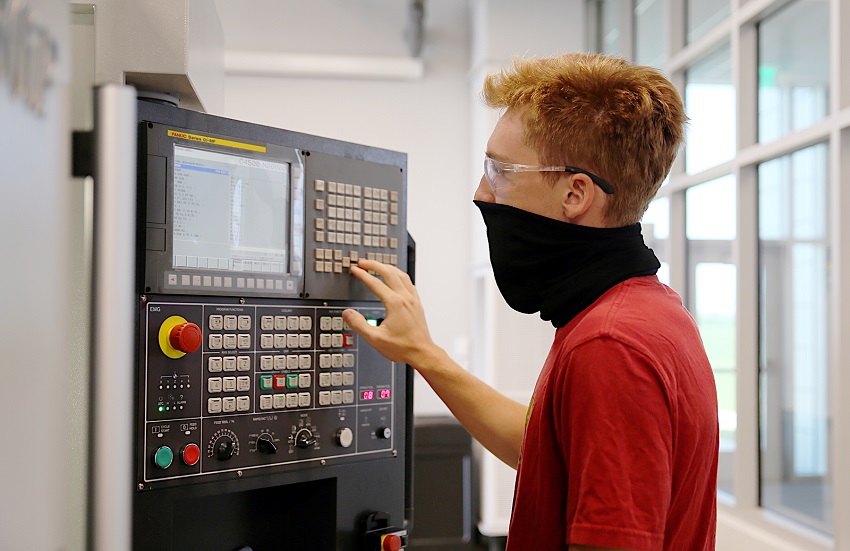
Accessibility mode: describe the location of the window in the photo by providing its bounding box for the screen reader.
[634,0,665,67]
[685,44,735,174]
[758,0,830,144]
[686,175,737,496]
[641,197,670,285]
[759,143,831,533]
[686,0,729,44]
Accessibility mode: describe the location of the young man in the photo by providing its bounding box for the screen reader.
[342,53,718,551]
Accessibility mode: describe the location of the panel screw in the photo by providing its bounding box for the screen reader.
[141,295,147,303]
[321,459,326,466]
[138,483,144,490]
[392,450,398,457]
[237,470,243,478]
[239,298,246,304]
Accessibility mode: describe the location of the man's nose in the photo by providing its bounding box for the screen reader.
[474,175,496,203]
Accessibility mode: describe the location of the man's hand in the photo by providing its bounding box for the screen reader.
[342,259,438,368]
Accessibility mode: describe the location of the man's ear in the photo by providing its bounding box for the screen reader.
[561,173,596,222]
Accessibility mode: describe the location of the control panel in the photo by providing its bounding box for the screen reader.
[139,298,397,487]
[133,101,410,550]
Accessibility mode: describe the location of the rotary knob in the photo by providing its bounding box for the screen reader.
[213,435,236,461]
[376,427,392,440]
[295,428,317,449]
[257,433,277,454]
[169,322,202,353]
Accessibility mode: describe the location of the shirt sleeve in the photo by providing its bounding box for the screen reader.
[556,336,673,551]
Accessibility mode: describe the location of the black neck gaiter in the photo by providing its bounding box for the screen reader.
[475,200,660,328]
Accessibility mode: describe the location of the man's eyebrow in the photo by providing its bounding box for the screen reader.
[485,151,511,162]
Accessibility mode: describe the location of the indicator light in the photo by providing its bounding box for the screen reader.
[367,319,378,327]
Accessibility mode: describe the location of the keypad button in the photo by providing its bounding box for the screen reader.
[274,355,287,370]
[223,334,237,350]
[343,371,355,386]
[342,390,354,404]
[208,377,223,393]
[274,334,287,348]
[300,334,312,348]
[287,355,299,370]
[237,315,251,330]
[209,357,223,372]
[259,375,274,390]
[319,373,331,387]
[237,396,251,411]
[331,391,342,405]
[208,334,223,350]
[331,372,343,387]
[298,393,311,407]
[237,356,251,371]
[319,354,332,368]
[223,316,237,331]
[299,373,312,388]
[319,391,331,406]
[274,316,287,330]
[260,356,274,370]
[223,357,237,372]
[343,354,355,368]
[320,316,332,331]
[261,316,274,330]
[274,394,286,409]
[261,334,274,349]
[209,315,223,331]
[208,398,222,414]
[285,393,298,408]
[237,334,251,349]
[299,355,311,369]
[222,397,236,413]
[222,377,237,392]
[237,376,251,391]
[299,316,312,330]
[260,395,273,410]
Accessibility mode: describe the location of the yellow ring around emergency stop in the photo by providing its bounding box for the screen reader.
[159,315,189,359]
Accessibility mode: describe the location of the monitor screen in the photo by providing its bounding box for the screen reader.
[172,145,291,275]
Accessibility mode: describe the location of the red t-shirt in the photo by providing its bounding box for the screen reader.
[506,276,718,551]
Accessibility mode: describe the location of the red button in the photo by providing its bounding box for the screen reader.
[273,375,287,389]
[343,333,355,347]
[169,322,202,353]
[181,443,200,466]
[381,534,402,551]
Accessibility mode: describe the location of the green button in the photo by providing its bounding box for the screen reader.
[260,375,273,390]
[287,374,299,388]
[153,446,173,469]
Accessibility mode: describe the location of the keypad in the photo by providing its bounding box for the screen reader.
[312,180,401,272]
[203,307,373,416]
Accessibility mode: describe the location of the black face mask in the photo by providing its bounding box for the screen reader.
[474,200,660,328]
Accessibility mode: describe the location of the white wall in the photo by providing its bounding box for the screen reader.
[221,1,472,415]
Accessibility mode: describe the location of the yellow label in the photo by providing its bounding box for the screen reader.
[167,130,267,152]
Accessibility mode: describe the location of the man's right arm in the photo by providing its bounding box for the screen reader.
[342,259,528,469]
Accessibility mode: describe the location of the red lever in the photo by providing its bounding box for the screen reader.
[169,322,202,353]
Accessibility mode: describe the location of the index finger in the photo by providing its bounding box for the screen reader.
[349,263,395,302]
[355,259,413,293]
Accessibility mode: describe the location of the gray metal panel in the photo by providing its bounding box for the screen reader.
[89,84,137,551]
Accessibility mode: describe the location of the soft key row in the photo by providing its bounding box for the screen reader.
[259,333,312,350]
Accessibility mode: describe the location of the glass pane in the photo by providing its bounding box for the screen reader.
[686,0,730,44]
[686,174,736,496]
[759,143,831,534]
[634,0,666,67]
[600,0,626,56]
[641,197,670,285]
[685,44,735,174]
[758,0,830,144]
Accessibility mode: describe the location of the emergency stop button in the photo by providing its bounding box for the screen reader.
[158,315,202,359]
[170,323,202,353]
[380,534,402,551]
